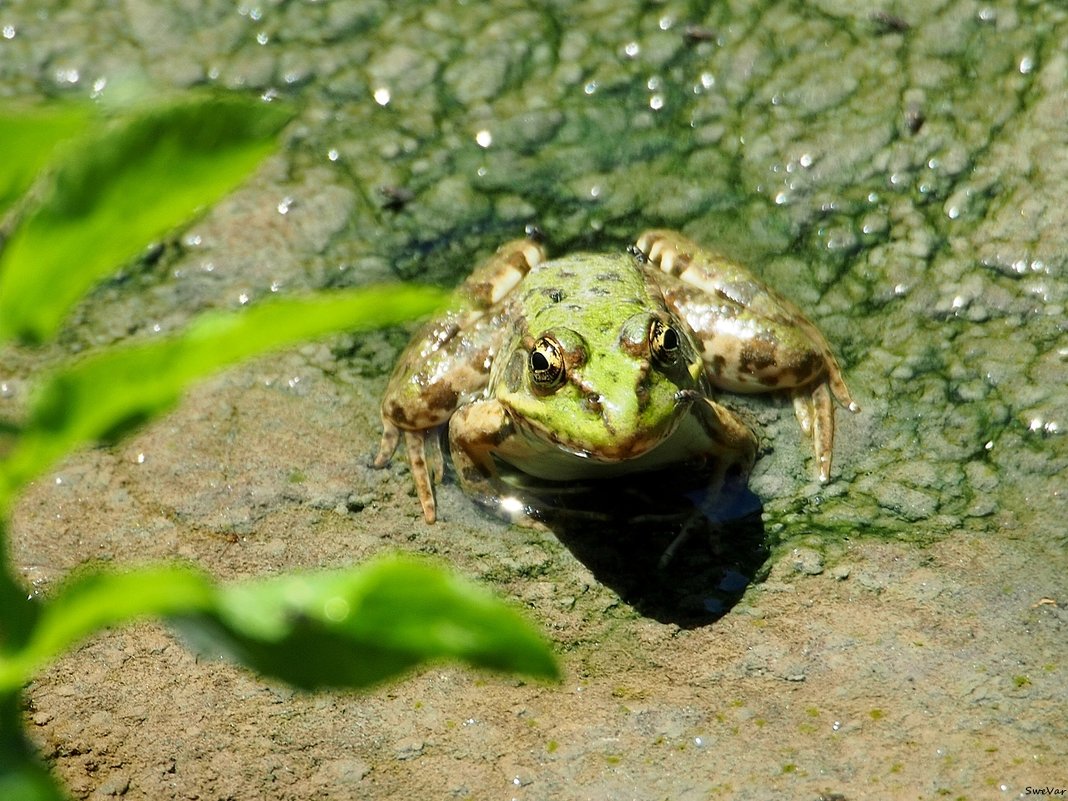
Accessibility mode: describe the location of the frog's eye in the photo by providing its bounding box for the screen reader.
[649,319,680,364]
[529,336,566,389]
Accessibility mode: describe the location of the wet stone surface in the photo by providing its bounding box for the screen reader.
[2,0,1068,799]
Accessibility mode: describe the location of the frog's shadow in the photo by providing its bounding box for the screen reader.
[519,473,768,628]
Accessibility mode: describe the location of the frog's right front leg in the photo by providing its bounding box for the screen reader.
[447,398,547,528]
[448,398,515,513]
[373,235,546,522]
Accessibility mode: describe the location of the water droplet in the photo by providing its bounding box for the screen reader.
[373,87,391,106]
[238,292,250,305]
[1019,55,1034,74]
[649,94,664,110]
[623,41,640,58]
[135,453,146,464]
[256,31,269,45]
[2,25,16,39]
[327,148,339,162]
[475,129,493,148]
[277,196,294,215]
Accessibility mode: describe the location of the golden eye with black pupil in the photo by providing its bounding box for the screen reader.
[649,319,680,364]
[529,336,565,389]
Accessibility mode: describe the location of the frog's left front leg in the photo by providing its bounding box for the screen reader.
[637,229,859,482]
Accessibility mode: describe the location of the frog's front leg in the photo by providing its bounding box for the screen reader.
[636,229,859,482]
[448,399,541,526]
[373,235,546,522]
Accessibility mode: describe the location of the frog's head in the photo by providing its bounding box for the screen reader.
[497,311,707,460]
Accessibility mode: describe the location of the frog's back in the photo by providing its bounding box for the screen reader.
[518,251,657,333]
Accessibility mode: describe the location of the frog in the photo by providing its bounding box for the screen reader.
[372,228,858,525]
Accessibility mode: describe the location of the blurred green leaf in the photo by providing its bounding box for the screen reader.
[0,284,446,512]
[176,555,560,689]
[0,104,94,218]
[0,95,293,344]
[0,759,66,801]
[0,557,557,694]
[0,565,216,692]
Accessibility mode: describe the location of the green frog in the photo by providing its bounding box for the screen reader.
[373,229,858,524]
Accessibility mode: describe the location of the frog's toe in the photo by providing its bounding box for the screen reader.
[812,382,836,482]
[426,433,445,485]
[791,382,836,482]
[373,419,401,468]
[826,356,861,414]
[791,392,815,437]
[403,430,439,523]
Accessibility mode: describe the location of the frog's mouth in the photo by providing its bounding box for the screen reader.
[510,388,696,463]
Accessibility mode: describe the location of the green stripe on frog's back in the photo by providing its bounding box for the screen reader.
[519,251,653,337]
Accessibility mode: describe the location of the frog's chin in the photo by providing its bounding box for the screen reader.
[506,407,689,468]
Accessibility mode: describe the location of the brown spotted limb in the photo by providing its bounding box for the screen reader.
[372,235,547,522]
[636,229,859,482]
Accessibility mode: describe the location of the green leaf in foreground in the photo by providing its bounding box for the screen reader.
[0,95,293,344]
[0,557,558,694]
[0,103,94,218]
[0,757,66,801]
[0,284,446,512]
[175,556,560,689]
[0,690,66,801]
[0,565,216,692]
